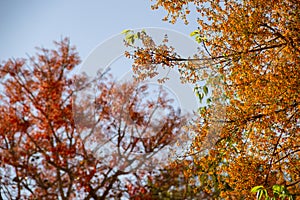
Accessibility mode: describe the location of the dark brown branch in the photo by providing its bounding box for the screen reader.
[274,149,300,164]
[286,179,300,187]
[166,43,287,62]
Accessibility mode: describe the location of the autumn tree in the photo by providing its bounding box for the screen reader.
[0,38,187,199]
[123,0,300,199]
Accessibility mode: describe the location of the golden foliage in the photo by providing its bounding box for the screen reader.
[126,0,300,198]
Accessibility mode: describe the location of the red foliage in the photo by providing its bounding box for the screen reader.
[0,38,186,199]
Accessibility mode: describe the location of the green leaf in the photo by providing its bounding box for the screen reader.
[198,106,207,114]
[272,185,282,194]
[263,189,269,198]
[121,29,131,34]
[203,85,208,95]
[125,34,133,39]
[136,32,140,39]
[195,35,202,43]
[251,185,264,193]
[206,97,212,104]
[288,196,294,200]
[141,29,146,34]
[131,37,134,44]
[257,190,263,200]
[125,34,135,44]
[196,91,204,103]
[190,30,200,37]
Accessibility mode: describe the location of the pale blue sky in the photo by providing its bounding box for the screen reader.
[0,1,204,168]
[0,0,198,61]
[0,1,201,114]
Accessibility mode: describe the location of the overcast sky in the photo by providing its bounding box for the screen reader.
[0,0,198,61]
